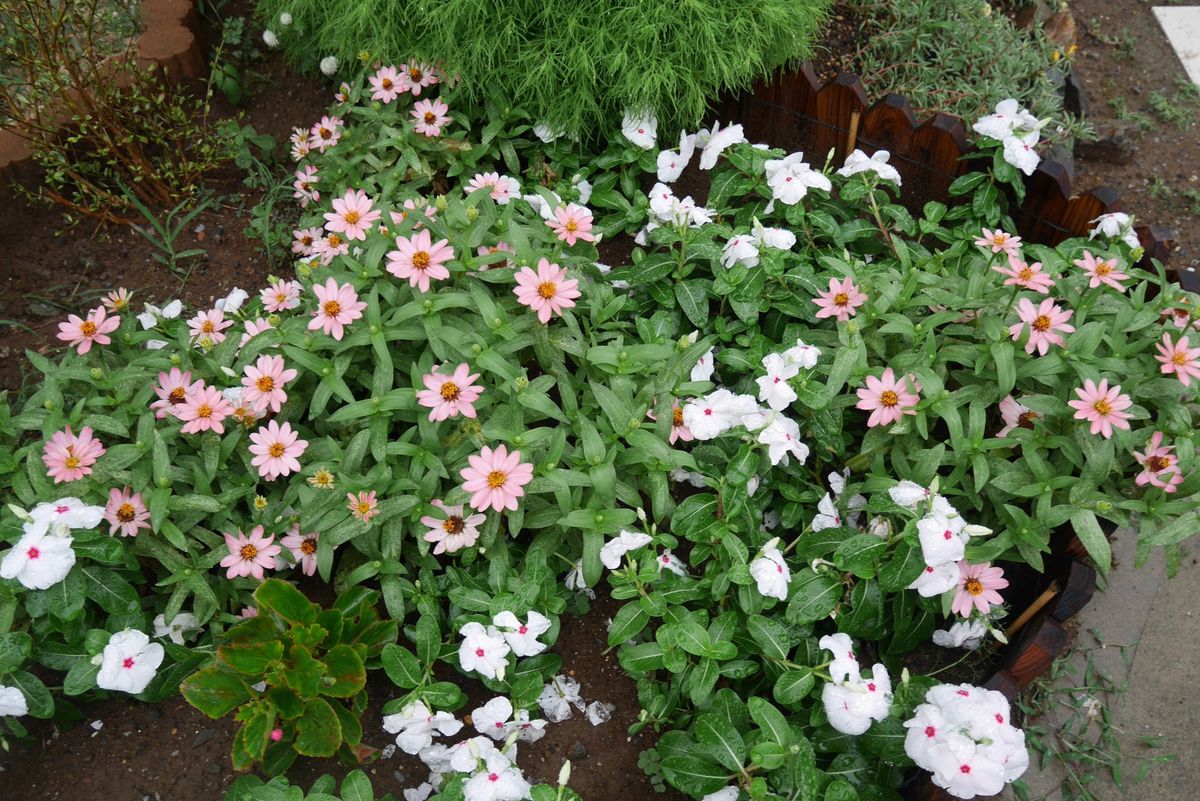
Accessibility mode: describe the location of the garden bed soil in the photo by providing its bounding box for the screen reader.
[0,594,684,801]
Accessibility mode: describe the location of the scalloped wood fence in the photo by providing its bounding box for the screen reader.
[716,64,1196,292]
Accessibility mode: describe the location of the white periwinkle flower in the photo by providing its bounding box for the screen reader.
[153,612,201,645]
[537,674,585,723]
[1,527,77,590]
[0,685,28,717]
[656,549,688,576]
[472,696,517,740]
[96,630,164,694]
[696,122,746,170]
[819,634,892,735]
[137,299,182,330]
[458,622,511,681]
[757,413,809,466]
[764,152,831,205]
[749,542,790,600]
[533,123,562,143]
[690,346,716,382]
[384,700,464,754]
[972,99,1040,142]
[782,338,820,370]
[621,110,657,149]
[888,480,931,509]
[837,148,902,184]
[23,497,105,536]
[932,619,988,651]
[721,234,760,269]
[1001,130,1041,176]
[599,529,653,570]
[1089,212,1141,249]
[319,56,339,76]
[215,287,249,313]
[908,561,962,598]
[492,610,551,657]
[757,353,800,411]
[463,751,531,801]
[810,493,842,532]
[656,130,696,183]
[701,788,741,801]
[917,512,967,566]
[904,684,1028,799]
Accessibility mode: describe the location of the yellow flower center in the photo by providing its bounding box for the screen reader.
[81,320,97,337]
[382,78,393,90]
[1032,314,1051,332]
[424,111,436,124]
[240,544,258,560]
[117,503,136,522]
[880,390,899,407]
[319,127,331,139]
[169,387,186,404]
[440,381,460,401]
[413,251,430,269]
[196,404,212,419]
[487,470,507,489]
[269,443,286,457]
[994,234,1008,245]
[1173,352,1190,366]
[357,501,373,515]
[327,234,343,248]
[202,321,214,333]
[343,210,360,225]
[1018,267,1033,281]
[565,219,578,232]
[300,537,318,555]
[65,455,81,469]
[323,300,342,317]
[538,282,557,299]
[1017,411,1038,429]
[443,516,465,534]
[410,67,423,80]
[1147,455,1170,472]
[833,292,849,306]
[673,407,684,427]
[1093,399,1112,415]
[1095,262,1112,276]
[964,578,984,596]
[256,376,275,392]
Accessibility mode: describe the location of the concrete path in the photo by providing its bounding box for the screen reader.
[1154,6,1200,88]
[1000,529,1198,800]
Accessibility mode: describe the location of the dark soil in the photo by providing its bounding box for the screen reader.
[1,594,684,801]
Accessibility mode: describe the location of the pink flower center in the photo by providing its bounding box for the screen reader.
[960,765,972,774]
[943,530,953,540]
[995,713,1004,724]
[56,505,70,514]
[488,773,500,783]
[704,409,713,416]
[957,690,970,697]
[518,625,528,634]
[122,657,135,669]
[475,648,485,657]
[495,721,504,728]
[925,726,936,738]
[924,566,934,574]
[26,547,39,559]
[867,683,876,692]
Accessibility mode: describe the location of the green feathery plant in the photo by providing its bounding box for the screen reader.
[254,0,832,137]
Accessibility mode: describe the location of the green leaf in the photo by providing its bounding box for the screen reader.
[415,614,441,666]
[255,579,317,624]
[381,644,423,688]
[294,697,342,757]
[321,644,367,697]
[674,622,711,656]
[341,771,375,801]
[0,631,32,673]
[219,640,285,675]
[607,603,650,646]
[1070,509,1112,574]
[7,670,53,718]
[63,659,99,696]
[747,697,792,747]
[182,666,252,717]
[618,642,665,673]
[675,281,710,327]
[695,713,746,771]
[660,755,728,796]
[774,669,815,705]
[79,565,139,614]
[746,615,791,660]
[786,572,841,623]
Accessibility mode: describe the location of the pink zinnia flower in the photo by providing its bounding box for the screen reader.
[1074,250,1129,291]
[289,127,311,161]
[416,363,484,421]
[389,198,437,230]
[324,188,381,241]
[1067,379,1132,438]
[293,165,320,206]
[291,227,322,256]
[314,232,349,265]
[1133,432,1185,493]
[813,276,867,322]
[102,288,132,313]
[42,425,105,483]
[280,525,321,576]
[466,172,519,205]
[404,63,439,95]
[188,309,233,345]
[239,318,273,349]
[996,395,1038,437]
[412,99,450,137]
[546,204,597,246]
[856,368,921,428]
[369,65,406,103]
[242,354,298,413]
[459,444,535,513]
[1008,297,1075,356]
[104,487,150,537]
[219,526,280,580]
[240,606,259,618]
[310,116,342,151]
[1154,333,1200,387]
[262,279,303,312]
[57,305,120,355]
[476,242,514,270]
[309,278,366,340]
[151,367,200,419]
[669,403,693,444]
[975,228,1022,257]
[421,500,486,554]
[178,383,234,434]
[952,561,1008,617]
[348,490,380,523]
[386,229,455,292]
[993,255,1054,294]
[513,259,581,323]
[249,420,308,480]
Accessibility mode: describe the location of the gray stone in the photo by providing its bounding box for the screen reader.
[1075,122,1141,165]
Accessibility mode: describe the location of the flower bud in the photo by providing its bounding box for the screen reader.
[435,195,448,211]
[89,368,103,380]
[558,761,571,786]
[466,206,480,221]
